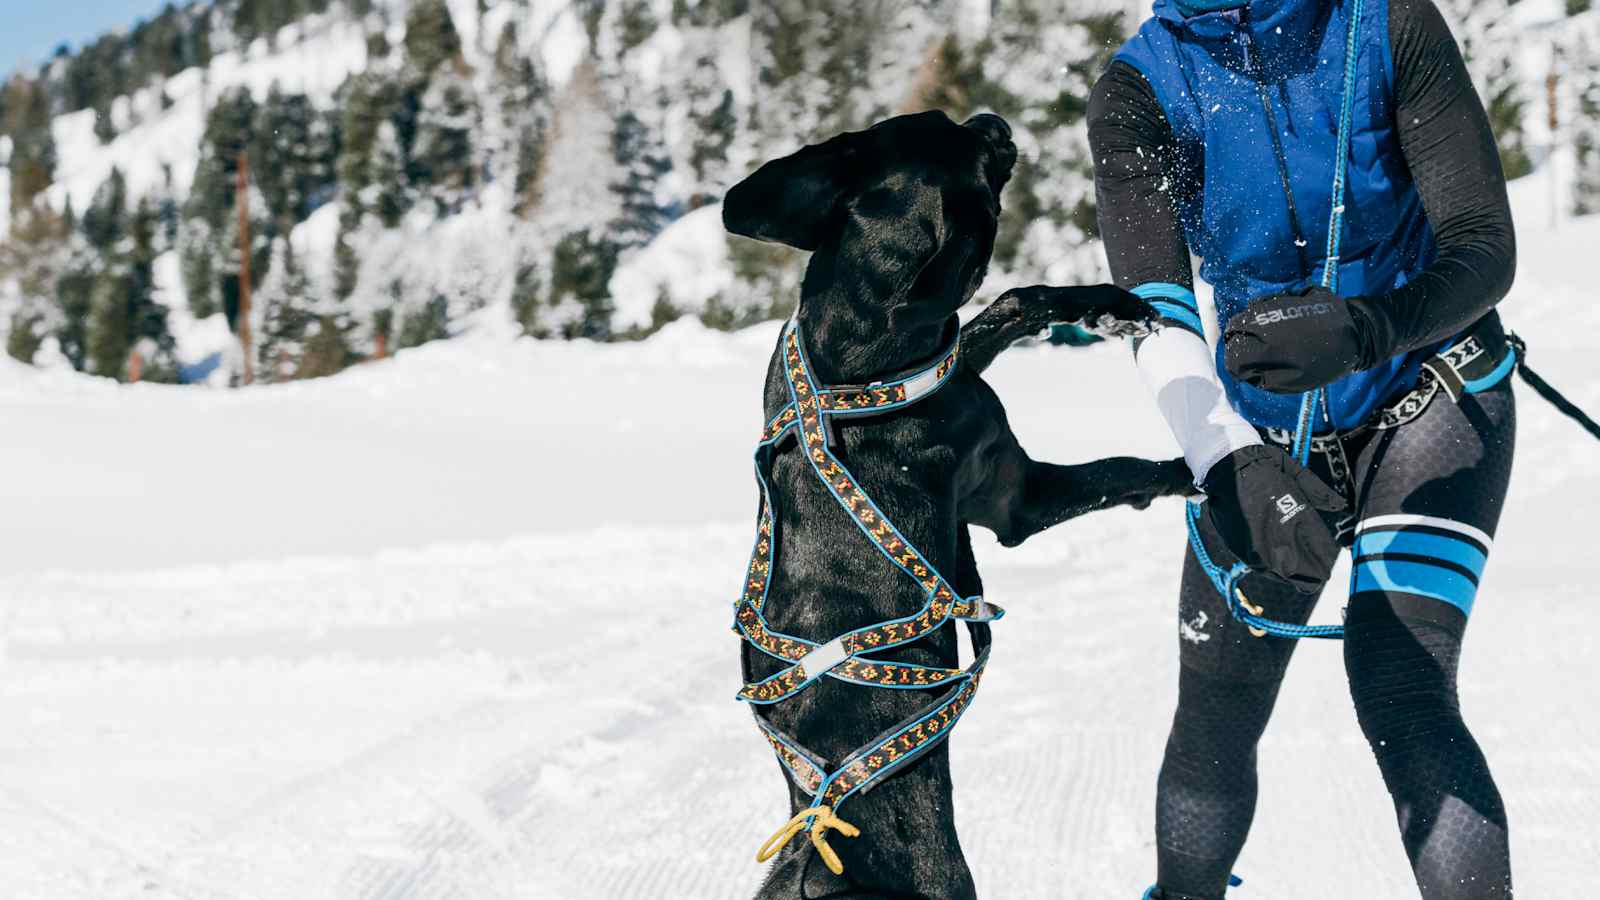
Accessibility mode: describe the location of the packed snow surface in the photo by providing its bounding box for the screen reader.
[1,215,1598,898]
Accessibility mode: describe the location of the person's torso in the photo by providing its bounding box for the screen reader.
[1114,0,1442,430]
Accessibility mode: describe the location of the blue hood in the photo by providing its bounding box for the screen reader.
[1151,0,1333,77]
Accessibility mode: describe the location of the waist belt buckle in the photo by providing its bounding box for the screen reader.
[1420,357,1465,403]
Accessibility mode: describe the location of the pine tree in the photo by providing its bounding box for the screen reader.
[686,53,737,203]
[548,230,618,340]
[1437,0,1532,179]
[411,69,479,213]
[256,237,308,380]
[181,87,259,317]
[403,0,464,76]
[513,124,548,216]
[397,294,450,348]
[3,77,57,215]
[333,209,362,300]
[511,260,543,336]
[82,167,128,252]
[1574,33,1600,216]
[618,0,660,52]
[253,86,325,226]
[336,73,401,213]
[93,103,116,144]
[368,120,412,226]
[493,21,551,209]
[124,198,177,382]
[609,108,672,248]
[0,204,70,364]
[86,270,132,378]
[54,246,96,372]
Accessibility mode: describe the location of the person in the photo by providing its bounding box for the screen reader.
[1086,0,1518,897]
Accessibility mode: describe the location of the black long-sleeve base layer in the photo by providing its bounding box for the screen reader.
[1089,2,1520,898]
[1088,0,1516,358]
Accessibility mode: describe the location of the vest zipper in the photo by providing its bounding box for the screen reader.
[1236,17,1313,282]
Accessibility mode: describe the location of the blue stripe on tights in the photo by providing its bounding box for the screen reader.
[1352,558,1479,616]
[1352,531,1487,580]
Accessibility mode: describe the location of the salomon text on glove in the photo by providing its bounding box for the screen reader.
[1222,287,1386,393]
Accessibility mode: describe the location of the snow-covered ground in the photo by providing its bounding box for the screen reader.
[2,210,1598,898]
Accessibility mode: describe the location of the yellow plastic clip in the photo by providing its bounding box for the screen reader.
[755,804,861,875]
[1235,588,1268,638]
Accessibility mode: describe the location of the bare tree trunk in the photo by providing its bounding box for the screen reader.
[237,149,255,386]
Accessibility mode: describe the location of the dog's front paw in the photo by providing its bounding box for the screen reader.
[1126,457,1197,510]
[1058,285,1158,339]
[999,284,1158,339]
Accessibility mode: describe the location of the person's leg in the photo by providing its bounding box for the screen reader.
[1345,382,1515,899]
[1154,533,1321,899]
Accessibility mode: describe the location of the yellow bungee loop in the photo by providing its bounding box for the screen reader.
[755,804,861,875]
[1235,587,1268,639]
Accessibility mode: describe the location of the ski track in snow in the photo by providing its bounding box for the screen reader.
[1,219,1598,897]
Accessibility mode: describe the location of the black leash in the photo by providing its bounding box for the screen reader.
[1507,333,1600,441]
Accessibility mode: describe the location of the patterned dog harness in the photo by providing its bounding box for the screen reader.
[736,318,1002,875]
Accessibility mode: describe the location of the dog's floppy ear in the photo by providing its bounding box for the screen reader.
[889,235,976,330]
[723,134,858,251]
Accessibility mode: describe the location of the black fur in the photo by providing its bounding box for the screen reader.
[727,110,1191,899]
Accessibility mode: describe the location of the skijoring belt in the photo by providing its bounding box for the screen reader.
[734,319,1001,875]
[1264,312,1516,449]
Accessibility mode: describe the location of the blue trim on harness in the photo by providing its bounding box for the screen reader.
[735,318,999,848]
[1464,347,1517,394]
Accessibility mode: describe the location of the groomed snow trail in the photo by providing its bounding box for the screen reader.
[2,218,1597,898]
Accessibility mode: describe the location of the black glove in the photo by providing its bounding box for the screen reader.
[1223,287,1387,393]
[1200,445,1347,594]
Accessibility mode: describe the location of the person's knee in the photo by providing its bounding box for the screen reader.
[1344,600,1472,775]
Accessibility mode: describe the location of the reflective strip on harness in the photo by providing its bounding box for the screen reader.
[798,638,850,680]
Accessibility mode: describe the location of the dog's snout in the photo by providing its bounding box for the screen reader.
[964,113,1013,147]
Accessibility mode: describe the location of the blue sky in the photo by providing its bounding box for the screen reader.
[4,1,178,78]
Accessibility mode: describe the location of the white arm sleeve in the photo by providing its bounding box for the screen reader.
[1130,285,1261,484]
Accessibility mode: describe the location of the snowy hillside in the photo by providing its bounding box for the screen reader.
[2,179,1598,898]
[4,0,1595,388]
[0,0,1148,386]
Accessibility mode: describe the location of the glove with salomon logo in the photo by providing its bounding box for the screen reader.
[1222,286,1385,393]
[1200,445,1347,595]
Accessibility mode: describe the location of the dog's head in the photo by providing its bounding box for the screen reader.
[724,110,1017,328]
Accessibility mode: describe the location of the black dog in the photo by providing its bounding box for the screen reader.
[725,110,1191,899]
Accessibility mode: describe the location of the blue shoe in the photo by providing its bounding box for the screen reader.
[1142,875,1243,900]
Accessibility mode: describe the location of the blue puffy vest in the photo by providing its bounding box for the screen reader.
[1113,0,1442,431]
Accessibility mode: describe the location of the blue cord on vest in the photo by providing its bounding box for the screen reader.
[1188,0,1365,640]
[1287,0,1365,468]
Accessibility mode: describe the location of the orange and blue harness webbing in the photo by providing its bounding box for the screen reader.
[734,319,1002,874]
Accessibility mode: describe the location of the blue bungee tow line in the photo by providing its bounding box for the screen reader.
[1184,0,1368,642]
